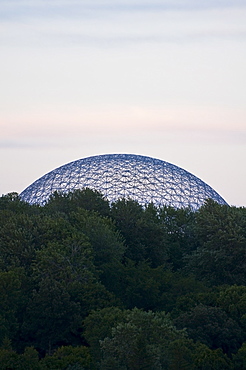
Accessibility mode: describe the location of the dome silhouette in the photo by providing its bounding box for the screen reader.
[20,154,228,209]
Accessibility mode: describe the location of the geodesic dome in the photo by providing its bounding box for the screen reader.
[20,154,228,209]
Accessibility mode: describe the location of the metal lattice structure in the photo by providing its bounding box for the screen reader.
[20,154,228,209]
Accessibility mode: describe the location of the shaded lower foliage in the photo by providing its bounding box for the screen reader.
[175,304,244,355]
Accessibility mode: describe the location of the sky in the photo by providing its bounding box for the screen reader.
[1,0,246,207]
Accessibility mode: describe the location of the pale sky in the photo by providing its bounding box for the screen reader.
[1,0,246,206]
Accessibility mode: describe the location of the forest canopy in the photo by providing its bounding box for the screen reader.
[0,190,245,369]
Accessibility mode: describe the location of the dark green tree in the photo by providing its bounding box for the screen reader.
[175,304,244,355]
[44,188,110,217]
[233,342,246,369]
[216,285,246,327]
[100,308,187,370]
[159,205,197,270]
[41,345,91,369]
[111,199,145,262]
[68,208,125,268]
[21,278,82,354]
[84,307,125,363]
[192,344,233,370]
[185,200,246,285]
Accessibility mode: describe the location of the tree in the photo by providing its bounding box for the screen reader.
[193,344,233,370]
[0,346,42,370]
[0,212,41,269]
[69,188,110,217]
[41,345,91,369]
[0,269,27,347]
[68,208,125,268]
[21,278,82,354]
[0,348,20,370]
[167,339,195,370]
[175,304,244,355]
[83,307,125,363]
[159,206,197,270]
[20,346,42,370]
[185,200,246,285]
[216,285,246,326]
[44,188,111,218]
[110,260,168,310]
[135,203,169,267]
[100,308,186,369]
[111,199,145,262]
[22,233,118,353]
[233,342,246,369]
[0,192,32,213]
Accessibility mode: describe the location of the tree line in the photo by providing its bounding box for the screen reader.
[0,189,245,369]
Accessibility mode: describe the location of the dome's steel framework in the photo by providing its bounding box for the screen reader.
[20,154,228,209]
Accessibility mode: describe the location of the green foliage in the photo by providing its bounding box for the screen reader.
[21,234,117,352]
[175,304,244,355]
[111,200,196,269]
[108,260,166,310]
[0,270,22,341]
[0,191,245,368]
[68,208,125,267]
[111,199,145,263]
[0,346,42,370]
[158,205,197,269]
[44,188,110,217]
[21,277,82,353]
[84,307,125,362]
[0,348,20,370]
[167,339,194,370]
[69,188,111,217]
[100,308,186,370]
[20,347,41,370]
[0,192,33,213]
[233,342,246,369]
[33,235,94,283]
[216,285,246,325]
[41,345,91,369]
[193,344,233,369]
[185,200,246,285]
[0,212,41,269]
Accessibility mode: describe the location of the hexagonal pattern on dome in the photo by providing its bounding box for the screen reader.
[20,154,228,210]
